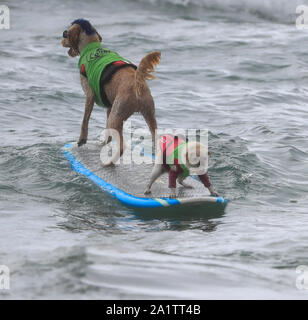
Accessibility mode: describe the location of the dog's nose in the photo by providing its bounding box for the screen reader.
[63,30,68,38]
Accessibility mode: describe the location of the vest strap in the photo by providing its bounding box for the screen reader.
[99,61,137,108]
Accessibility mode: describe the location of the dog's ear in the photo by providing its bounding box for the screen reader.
[68,23,81,56]
[93,27,102,42]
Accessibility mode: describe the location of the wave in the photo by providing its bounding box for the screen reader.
[137,0,308,24]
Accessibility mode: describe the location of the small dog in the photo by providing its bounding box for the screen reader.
[144,134,218,198]
[62,19,160,165]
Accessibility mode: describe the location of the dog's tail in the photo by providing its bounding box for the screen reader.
[135,51,161,97]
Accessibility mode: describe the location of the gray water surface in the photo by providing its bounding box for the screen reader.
[1,0,308,299]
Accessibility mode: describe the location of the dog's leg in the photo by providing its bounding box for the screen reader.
[144,164,164,194]
[144,150,164,194]
[78,95,94,146]
[102,102,130,166]
[208,186,219,197]
[106,108,111,124]
[140,100,157,136]
[100,108,112,146]
[141,107,157,139]
[177,176,194,189]
[102,122,124,166]
[78,75,95,147]
[140,99,157,156]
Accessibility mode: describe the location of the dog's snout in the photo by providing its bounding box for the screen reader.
[63,30,68,38]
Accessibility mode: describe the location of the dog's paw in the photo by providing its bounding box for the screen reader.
[209,186,219,197]
[103,160,115,167]
[180,182,194,189]
[169,191,177,198]
[210,191,219,197]
[77,138,87,147]
[169,188,176,198]
[144,188,152,195]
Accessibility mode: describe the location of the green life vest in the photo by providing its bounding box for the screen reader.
[166,141,190,179]
[78,42,128,107]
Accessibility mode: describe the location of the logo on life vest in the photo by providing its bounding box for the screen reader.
[87,48,111,62]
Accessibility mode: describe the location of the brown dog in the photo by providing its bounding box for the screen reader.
[62,19,160,165]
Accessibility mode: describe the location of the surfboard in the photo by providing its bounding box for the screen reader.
[62,141,228,213]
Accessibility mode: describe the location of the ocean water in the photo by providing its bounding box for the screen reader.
[1,0,308,299]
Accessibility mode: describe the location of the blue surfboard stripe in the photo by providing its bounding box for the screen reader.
[63,143,181,208]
